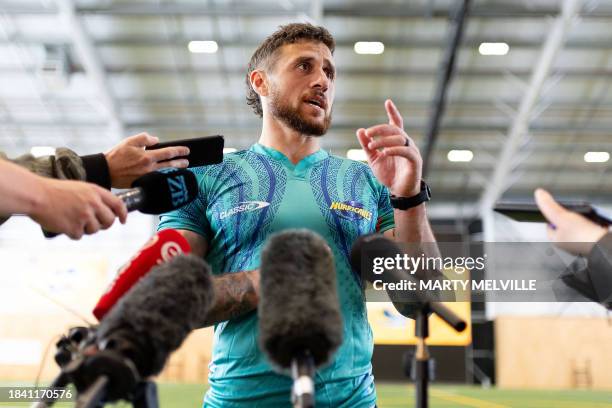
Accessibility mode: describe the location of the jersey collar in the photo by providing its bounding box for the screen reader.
[249,143,329,176]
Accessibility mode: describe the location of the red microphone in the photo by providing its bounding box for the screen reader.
[93,228,191,320]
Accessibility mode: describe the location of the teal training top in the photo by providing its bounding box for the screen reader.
[158,143,395,407]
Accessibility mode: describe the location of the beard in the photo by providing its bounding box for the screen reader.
[268,87,332,137]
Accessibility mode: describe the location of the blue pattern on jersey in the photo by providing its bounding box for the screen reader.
[201,156,251,273]
[310,157,352,276]
[344,162,378,236]
[215,150,286,273]
[242,153,280,263]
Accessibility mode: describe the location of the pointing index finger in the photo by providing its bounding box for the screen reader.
[385,99,403,129]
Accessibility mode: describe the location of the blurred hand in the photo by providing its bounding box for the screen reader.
[105,133,190,188]
[356,100,422,197]
[534,188,608,255]
[30,178,128,240]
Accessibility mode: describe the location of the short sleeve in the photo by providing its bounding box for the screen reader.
[376,184,395,233]
[157,174,211,239]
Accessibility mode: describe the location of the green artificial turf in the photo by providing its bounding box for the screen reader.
[2,382,612,407]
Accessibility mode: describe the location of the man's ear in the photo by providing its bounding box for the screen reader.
[250,70,269,97]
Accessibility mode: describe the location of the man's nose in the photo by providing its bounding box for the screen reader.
[312,68,329,92]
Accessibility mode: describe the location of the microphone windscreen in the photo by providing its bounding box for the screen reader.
[131,169,199,214]
[258,229,343,372]
[93,229,191,321]
[96,254,214,377]
[350,233,400,282]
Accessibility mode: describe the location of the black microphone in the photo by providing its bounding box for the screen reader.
[258,229,343,408]
[42,168,199,238]
[117,168,199,214]
[350,234,465,331]
[96,254,215,378]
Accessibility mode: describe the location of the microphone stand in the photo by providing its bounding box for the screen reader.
[291,350,315,408]
[408,301,467,408]
[32,327,160,408]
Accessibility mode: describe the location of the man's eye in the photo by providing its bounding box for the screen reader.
[298,62,310,70]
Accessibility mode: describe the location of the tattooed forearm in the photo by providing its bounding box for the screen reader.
[201,269,260,327]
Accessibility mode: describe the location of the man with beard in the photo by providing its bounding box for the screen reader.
[158,23,437,407]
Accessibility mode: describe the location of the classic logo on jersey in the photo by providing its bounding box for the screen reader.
[220,201,270,220]
[329,201,372,221]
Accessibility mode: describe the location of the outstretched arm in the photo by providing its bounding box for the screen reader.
[0,159,127,239]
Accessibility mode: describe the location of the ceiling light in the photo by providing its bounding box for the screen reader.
[347,149,368,162]
[447,150,473,162]
[584,151,609,163]
[478,42,509,56]
[188,40,218,54]
[354,41,385,55]
[30,146,56,157]
[223,148,237,154]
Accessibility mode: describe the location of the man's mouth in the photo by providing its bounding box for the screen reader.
[304,96,326,111]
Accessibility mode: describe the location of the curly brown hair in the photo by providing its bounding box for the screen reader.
[245,23,335,117]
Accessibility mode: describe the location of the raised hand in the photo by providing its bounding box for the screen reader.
[355,99,422,197]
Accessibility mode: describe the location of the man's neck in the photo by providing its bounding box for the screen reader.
[257,115,321,165]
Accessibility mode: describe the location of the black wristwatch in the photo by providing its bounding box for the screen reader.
[390,181,431,210]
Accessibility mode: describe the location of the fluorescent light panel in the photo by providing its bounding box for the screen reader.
[447,150,473,162]
[354,41,385,55]
[584,151,610,163]
[478,42,509,56]
[188,40,218,54]
[223,148,237,154]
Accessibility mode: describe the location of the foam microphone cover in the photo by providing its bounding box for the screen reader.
[350,233,400,282]
[258,229,343,372]
[131,169,199,214]
[96,254,214,378]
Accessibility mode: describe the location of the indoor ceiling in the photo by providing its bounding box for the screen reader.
[1,0,611,217]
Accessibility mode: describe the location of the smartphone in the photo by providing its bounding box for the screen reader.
[494,200,612,226]
[146,135,224,167]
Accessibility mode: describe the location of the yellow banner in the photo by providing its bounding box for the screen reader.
[367,301,472,346]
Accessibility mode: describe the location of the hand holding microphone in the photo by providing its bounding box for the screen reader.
[43,168,198,238]
[0,158,127,240]
[32,178,128,240]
